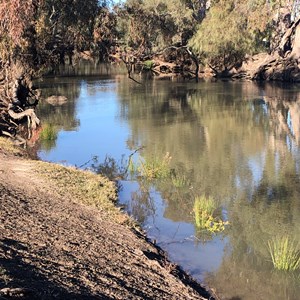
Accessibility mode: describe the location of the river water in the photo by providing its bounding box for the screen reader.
[36,63,300,300]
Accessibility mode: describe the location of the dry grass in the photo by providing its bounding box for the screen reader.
[0,137,23,155]
[35,161,133,226]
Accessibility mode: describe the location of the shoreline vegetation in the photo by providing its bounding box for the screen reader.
[0,137,215,299]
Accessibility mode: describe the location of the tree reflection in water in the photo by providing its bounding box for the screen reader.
[37,72,300,300]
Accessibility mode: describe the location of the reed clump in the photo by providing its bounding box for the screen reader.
[268,236,300,271]
[171,173,189,188]
[137,152,172,179]
[193,195,228,233]
[40,123,57,141]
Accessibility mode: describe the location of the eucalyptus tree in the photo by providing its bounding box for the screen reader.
[118,0,208,53]
[189,0,300,75]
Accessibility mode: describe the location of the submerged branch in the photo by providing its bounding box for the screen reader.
[121,57,142,85]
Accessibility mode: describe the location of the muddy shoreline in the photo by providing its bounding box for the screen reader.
[0,140,216,299]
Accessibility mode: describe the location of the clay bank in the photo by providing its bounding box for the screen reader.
[0,138,213,300]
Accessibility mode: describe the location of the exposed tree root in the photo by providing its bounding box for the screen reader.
[0,61,40,141]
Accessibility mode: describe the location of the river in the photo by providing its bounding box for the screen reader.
[35,63,300,300]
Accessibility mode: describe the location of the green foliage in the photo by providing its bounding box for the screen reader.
[39,123,57,151]
[194,195,216,216]
[118,0,203,54]
[193,195,228,233]
[188,0,286,72]
[0,0,116,69]
[171,173,189,188]
[40,123,57,141]
[268,237,300,271]
[138,152,172,179]
[189,0,252,72]
[143,60,155,70]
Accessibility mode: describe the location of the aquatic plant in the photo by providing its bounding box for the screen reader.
[138,152,172,179]
[268,236,300,271]
[171,173,189,188]
[193,195,215,229]
[40,123,57,141]
[128,157,137,175]
[193,195,228,233]
[194,196,216,215]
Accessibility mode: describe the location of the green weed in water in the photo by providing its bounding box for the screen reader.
[194,196,216,215]
[138,152,172,179]
[171,173,189,188]
[40,123,57,141]
[268,236,300,271]
[128,157,137,175]
[193,196,228,233]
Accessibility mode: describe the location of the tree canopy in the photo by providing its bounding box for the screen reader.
[189,0,299,72]
[1,0,299,72]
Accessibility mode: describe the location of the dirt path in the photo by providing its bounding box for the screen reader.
[0,150,213,300]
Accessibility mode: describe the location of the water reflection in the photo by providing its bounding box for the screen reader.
[116,80,300,299]
[37,67,300,300]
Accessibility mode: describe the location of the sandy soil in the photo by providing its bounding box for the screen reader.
[0,150,214,300]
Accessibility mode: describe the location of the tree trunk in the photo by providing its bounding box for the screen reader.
[240,17,300,82]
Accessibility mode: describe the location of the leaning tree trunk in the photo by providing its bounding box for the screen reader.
[251,16,300,82]
[0,61,40,144]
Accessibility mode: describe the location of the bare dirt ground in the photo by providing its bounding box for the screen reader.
[0,149,214,300]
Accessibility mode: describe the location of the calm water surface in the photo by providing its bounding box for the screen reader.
[36,64,300,300]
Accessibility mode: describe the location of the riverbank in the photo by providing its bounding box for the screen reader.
[0,138,214,300]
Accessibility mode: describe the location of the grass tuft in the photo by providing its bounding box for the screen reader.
[138,152,172,180]
[194,195,216,215]
[0,137,22,155]
[193,195,228,233]
[194,196,216,229]
[171,173,189,188]
[40,123,57,141]
[268,236,300,271]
